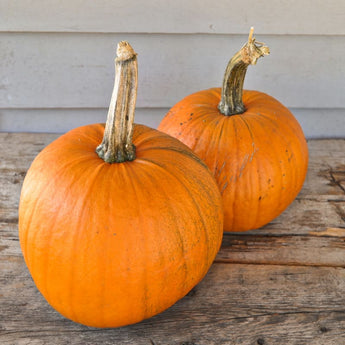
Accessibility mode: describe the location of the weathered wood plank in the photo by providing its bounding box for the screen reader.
[1,261,345,345]
[2,33,345,109]
[2,313,344,345]
[1,135,345,343]
[259,195,345,236]
[1,0,344,35]
[216,232,345,267]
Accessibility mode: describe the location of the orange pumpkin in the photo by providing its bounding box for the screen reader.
[19,42,223,328]
[159,29,308,232]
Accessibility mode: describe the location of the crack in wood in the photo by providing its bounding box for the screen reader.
[213,260,345,268]
[320,165,345,194]
[327,199,345,203]
[0,218,19,224]
[318,165,345,226]
[330,170,345,194]
[332,203,345,223]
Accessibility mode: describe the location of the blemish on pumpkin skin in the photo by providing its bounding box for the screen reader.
[249,148,258,162]
[218,173,228,187]
[239,154,250,177]
[216,161,226,178]
[221,182,228,193]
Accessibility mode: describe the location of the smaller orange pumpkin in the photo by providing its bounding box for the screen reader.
[159,28,309,232]
[18,42,223,328]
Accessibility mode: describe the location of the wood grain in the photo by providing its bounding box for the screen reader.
[2,0,344,35]
[1,135,345,344]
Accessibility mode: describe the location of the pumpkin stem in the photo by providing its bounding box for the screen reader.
[96,41,138,163]
[218,27,270,116]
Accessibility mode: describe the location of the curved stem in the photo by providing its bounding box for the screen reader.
[218,27,270,116]
[96,41,138,163]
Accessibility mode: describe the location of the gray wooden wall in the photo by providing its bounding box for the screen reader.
[1,1,344,138]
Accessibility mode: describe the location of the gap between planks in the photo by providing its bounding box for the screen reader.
[213,260,345,268]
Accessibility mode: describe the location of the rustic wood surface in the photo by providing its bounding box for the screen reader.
[0,134,345,345]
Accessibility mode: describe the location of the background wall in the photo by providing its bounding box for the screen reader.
[0,0,344,138]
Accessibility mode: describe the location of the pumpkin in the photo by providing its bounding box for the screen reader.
[159,28,308,232]
[18,42,223,328]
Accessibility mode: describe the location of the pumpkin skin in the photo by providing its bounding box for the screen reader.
[158,88,308,232]
[18,123,223,328]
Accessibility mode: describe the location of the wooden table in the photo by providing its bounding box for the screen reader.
[1,134,345,345]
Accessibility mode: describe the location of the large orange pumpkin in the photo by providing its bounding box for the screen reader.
[18,42,223,328]
[159,29,308,232]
